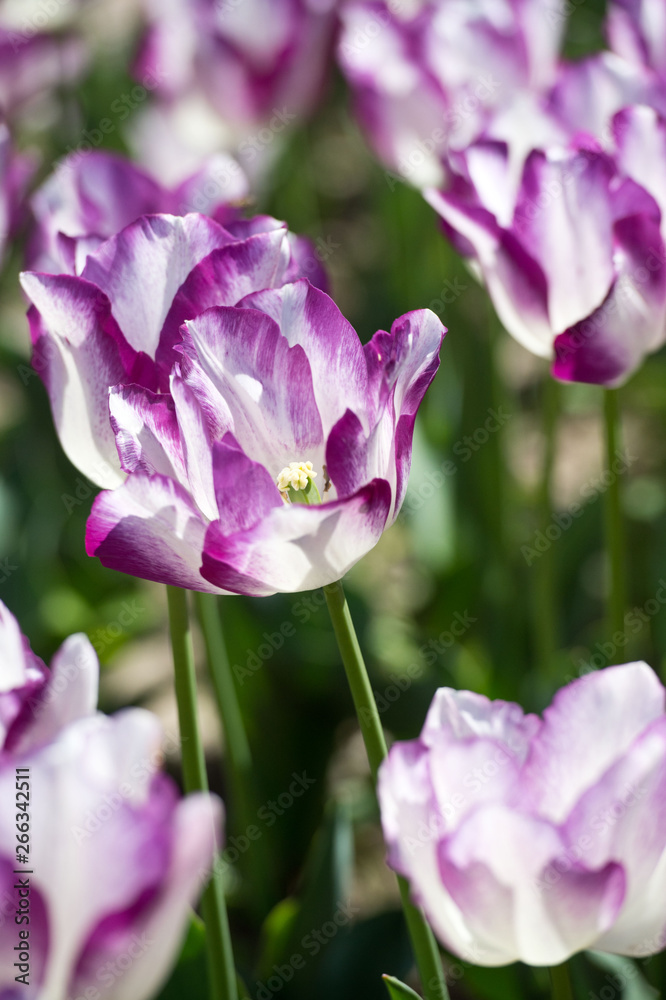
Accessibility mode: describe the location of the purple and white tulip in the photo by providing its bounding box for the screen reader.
[379,663,666,965]
[0,599,222,1000]
[339,0,666,385]
[338,0,566,188]
[84,283,445,596]
[0,599,97,761]
[133,0,338,178]
[606,0,666,80]
[20,211,327,490]
[422,32,666,387]
[27,150,249,275]
[0,27,84,119]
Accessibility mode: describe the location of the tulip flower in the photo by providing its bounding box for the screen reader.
[0,599,222,999]
[0,27,84,118]
[133,0,339,177]
[379,662,666,966]
[20,211,328,489]
[606,0,666,80]
[0,710,221,1000]
[425,24,666,386]
[0,599,97,760]
[85,284,445,595]
[337,0,566,188]
[27,149,249,275]
[339,0,666,385]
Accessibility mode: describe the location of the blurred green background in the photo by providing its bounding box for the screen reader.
[1,0,666,997]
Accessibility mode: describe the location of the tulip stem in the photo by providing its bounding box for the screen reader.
[194,592,273,914]
[549,963,574,1000]
[166,586,238,1000]
[324,579,450,1000]
[534,376,559,673]
[603,389,626,638]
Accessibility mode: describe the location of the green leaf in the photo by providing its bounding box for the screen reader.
[382,974,423,999]
[587,952,659,1000]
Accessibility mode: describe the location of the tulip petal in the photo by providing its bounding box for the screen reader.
[81,214,233,360]
[564,718,666,956]
[19,273,142,489]
[109,384,187,482]
[440,806,626,966]
[202,478,392,596]
[5,634,98,758]
[86,472,220,593]
[425,186,553,358]
[238,280,368,436]
[180,306,324,477]
[160,228,293,363]
[521,662,665,823]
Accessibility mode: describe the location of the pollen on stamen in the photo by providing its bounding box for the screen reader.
[277,461,317,499]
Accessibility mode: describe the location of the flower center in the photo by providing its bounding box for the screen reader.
[277,461,321,505]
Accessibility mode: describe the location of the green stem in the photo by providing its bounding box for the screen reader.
[603,389,625,637]
[549,963,574,1000]
[323,579,450,1000]
[194,592,273,912]
[534,377,559,673]
[166,586,238,1000]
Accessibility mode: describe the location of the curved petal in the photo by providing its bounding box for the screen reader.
[521,662,665,823]
[514,149,616,335]
[326,309,444,514]
[238,280,368,436]
[29,152,165,274]
[19,272,143,489]
[109,384,187,489]
[81,214,234,360]
[421,687,541,760]
[86,472,220,593]
[440,806,626,966]
[201,478,392,596]
[425,186,553,358]
[211,435,282,535]
[72,794,222,1000]
[606,0,666,77]
[553,187,666,386]
[159,228,293,362]
[180,305,324,477]
[563,718,666,956]
[6,634,98,758]
[378,740,508,965]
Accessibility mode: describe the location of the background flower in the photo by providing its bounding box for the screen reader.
[0,599,222,1000]
[379,662,666,966]
[131,0,340,183]
[0,710,221,1000]
[27,149,249,275]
